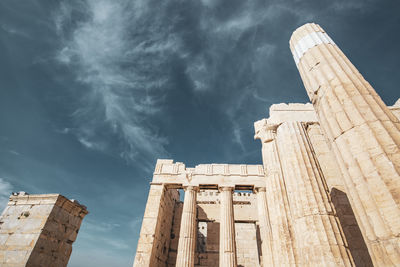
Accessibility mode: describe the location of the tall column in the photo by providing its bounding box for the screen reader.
[290,23,400,266]
[306,123,373,266]
[276,121,353,266]
[255,187,274,266]
[176,186,198,267]
[254,121,296,266]
[219,186,237,267]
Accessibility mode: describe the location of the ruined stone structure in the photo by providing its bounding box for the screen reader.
[133,23,400,266]
[0,192,88,267]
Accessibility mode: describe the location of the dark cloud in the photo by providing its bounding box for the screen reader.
[0,0,399,266]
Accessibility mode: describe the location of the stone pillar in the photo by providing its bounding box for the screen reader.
[219,186,237,267]
[255,187,274,266]
[134,183,179,267]
[254,121,296,266]
[276,121,353,266]
[176,186,198,267]
[290,23,400,266]
[0,192,88,267]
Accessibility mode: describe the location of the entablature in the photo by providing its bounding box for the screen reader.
[152,159,265,188]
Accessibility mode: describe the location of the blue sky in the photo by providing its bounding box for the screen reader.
[0,0,399,266]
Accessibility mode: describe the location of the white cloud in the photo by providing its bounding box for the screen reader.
[0,24,30,38]
[84,219,121,232]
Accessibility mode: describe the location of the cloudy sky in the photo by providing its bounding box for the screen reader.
[0,0,399,266]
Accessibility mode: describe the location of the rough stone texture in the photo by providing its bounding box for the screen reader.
[0,192,88,267]
[254,121,297,266]
[290,23,400,266]
[276,121,353,266]
[134,184,179,267]
[234,222,260,267]
[306,123,373,266]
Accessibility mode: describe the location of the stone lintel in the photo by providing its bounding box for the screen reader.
[152,174,265,189]
[152,160,265,189]
[267,103,317,124]
[153,160,264,176]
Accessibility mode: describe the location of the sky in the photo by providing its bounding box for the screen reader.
[0,0,399,266]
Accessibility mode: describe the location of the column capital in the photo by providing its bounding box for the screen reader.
[183,185,199,192]
[218,186,235,192]
[254,119,280,143]
[303,121,319,129]
[254,187,267,193]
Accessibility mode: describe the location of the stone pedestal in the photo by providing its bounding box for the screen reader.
[176,186,198,267]
[276,121,353,266]
[219,187,237,267]
[290,23,400,266]
[255,187,274,266]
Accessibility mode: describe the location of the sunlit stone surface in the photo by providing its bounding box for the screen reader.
[0,192,88,266]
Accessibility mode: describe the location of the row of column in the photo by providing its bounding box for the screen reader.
[256,121,354,266]
[175,186,272,267]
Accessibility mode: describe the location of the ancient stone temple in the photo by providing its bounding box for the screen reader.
[133,23,400,267]
[0,192,88,266]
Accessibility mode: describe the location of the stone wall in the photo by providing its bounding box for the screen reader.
[0,192,88,267]
[134,185,179,267]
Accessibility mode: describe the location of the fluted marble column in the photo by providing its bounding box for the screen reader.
[176,186,198,267]
[219,186,237,267]
[290,23,400,266]
[276,121,353,266]
[255,187,274,266]
[254,121,296,266]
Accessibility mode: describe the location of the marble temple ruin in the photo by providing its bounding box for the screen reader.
[133,23,400,267]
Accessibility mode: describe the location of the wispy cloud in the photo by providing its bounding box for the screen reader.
[53,0,378,162]
[79,219,131,251]
[0,24,30,38]
[54,0,179,163]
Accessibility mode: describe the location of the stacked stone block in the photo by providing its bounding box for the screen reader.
[134,184,179,267]
[0,192,88,267]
